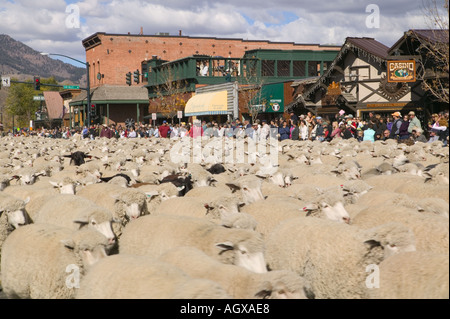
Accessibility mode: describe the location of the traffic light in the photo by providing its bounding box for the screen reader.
[34,76,41,90]
[126,72,132,86]
[90,103,96,117]
[133,69,140,84]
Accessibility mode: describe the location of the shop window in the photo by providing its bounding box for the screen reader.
[277,60,290,77]
[262,60,275,77]
[293,61,306,77]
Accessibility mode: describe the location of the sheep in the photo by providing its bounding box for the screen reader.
[351,205,449,255]
[0,194,30,250]
[301,186,351,223]
[340,180,373,204]
[76,183,149,236]
[75,254,231,299]
[119,214,267,273]
[265,218,416,299]
[225,175,266,205]
[10,167,45,186]
[369,251,449,299]
[1,224,109,299]
[62,151,93,166]
[33,194,117,247]
[154,195,242,221]
[0,175,15,191]
[159,246,307,299]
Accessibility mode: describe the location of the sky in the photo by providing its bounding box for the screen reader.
[0,0,447,66]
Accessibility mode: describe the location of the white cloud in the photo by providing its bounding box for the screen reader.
[0,0,446,66]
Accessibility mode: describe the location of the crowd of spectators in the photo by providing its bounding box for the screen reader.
[2,109,448,146]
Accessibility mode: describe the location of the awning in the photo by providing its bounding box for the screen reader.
[184,90,228,116]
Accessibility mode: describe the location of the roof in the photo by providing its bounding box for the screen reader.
[388,29,449,55]
[70,85,149,105]
[43,91,64,119]
[346,37,390,59]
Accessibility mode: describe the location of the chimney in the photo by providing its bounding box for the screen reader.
[140,27,143,35]
[179,30,182,36]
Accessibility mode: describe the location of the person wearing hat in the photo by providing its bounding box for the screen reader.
[407,111,422,135]
[158,120,171,138]
[389,112,403,139]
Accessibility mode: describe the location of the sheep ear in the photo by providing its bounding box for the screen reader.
[110,194,121,202]
[225,183,241,193]
[215,241,234,252]
[49,181,59,188]
[61,238,75,250]
[364,239,382,250]
[238,202,246,208]
[73,219,89,228]
[23,197,30,205]
[254,281,272,299]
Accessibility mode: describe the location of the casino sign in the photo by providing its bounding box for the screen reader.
[387,60,416,83]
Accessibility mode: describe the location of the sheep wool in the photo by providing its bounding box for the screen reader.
[1,223,109,299]
[76,254,231,299]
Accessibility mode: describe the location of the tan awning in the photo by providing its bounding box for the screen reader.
[184,90,228,116]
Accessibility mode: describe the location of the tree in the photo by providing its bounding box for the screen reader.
[237,59,268,123]
[5,77,60,127]
[415,0,449,103]
[150,65,188,123]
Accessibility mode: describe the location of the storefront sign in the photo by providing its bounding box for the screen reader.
[366,102,407,108]
[387,60,416,83]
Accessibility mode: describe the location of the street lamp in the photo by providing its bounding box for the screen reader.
[40,52,91,126]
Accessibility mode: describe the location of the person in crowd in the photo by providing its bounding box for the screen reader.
[407,111,421,135]
[411,127,428,143]
[399,115,410,140]
[356,129,364,142]
[299,120,309,141]
[278,121,290,141]
[375,116,387,137]
[428,128,441,143]
[363,123,376,142]
[330,121,342,140]
[291,121,300,141]
[309,117,317,141]
[342,123,355,140]
[389,112,403,139]
[158,120,171,138]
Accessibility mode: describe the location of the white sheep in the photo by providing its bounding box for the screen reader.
[0,193,30,251]
[369,251,449,299]
[265,217,416,299]
[75,254,231,299]
[154,195,241,220]
[119,214,267,273]
[159,246,307,299]
[76,183,149,236]
[1,223,109,299]
[225,175,266,205]
[33,194,117,247]
[351,205,449,255]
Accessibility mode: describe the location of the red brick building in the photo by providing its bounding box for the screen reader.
[82,31,340,88]
[74,31,340,126]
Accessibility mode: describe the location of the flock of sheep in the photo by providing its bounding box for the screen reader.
[0,134,448,299]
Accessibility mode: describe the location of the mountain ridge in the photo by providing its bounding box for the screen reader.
[0,34,86,86]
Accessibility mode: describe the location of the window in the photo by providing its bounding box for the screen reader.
[293,61,306,77]
[277,60,290,77]
[262,60,275,77]
[308,61,321,76]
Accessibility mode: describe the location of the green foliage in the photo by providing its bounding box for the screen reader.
[5,77,60,127]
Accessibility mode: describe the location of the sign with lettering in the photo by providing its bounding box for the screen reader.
[387,60,416,83]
